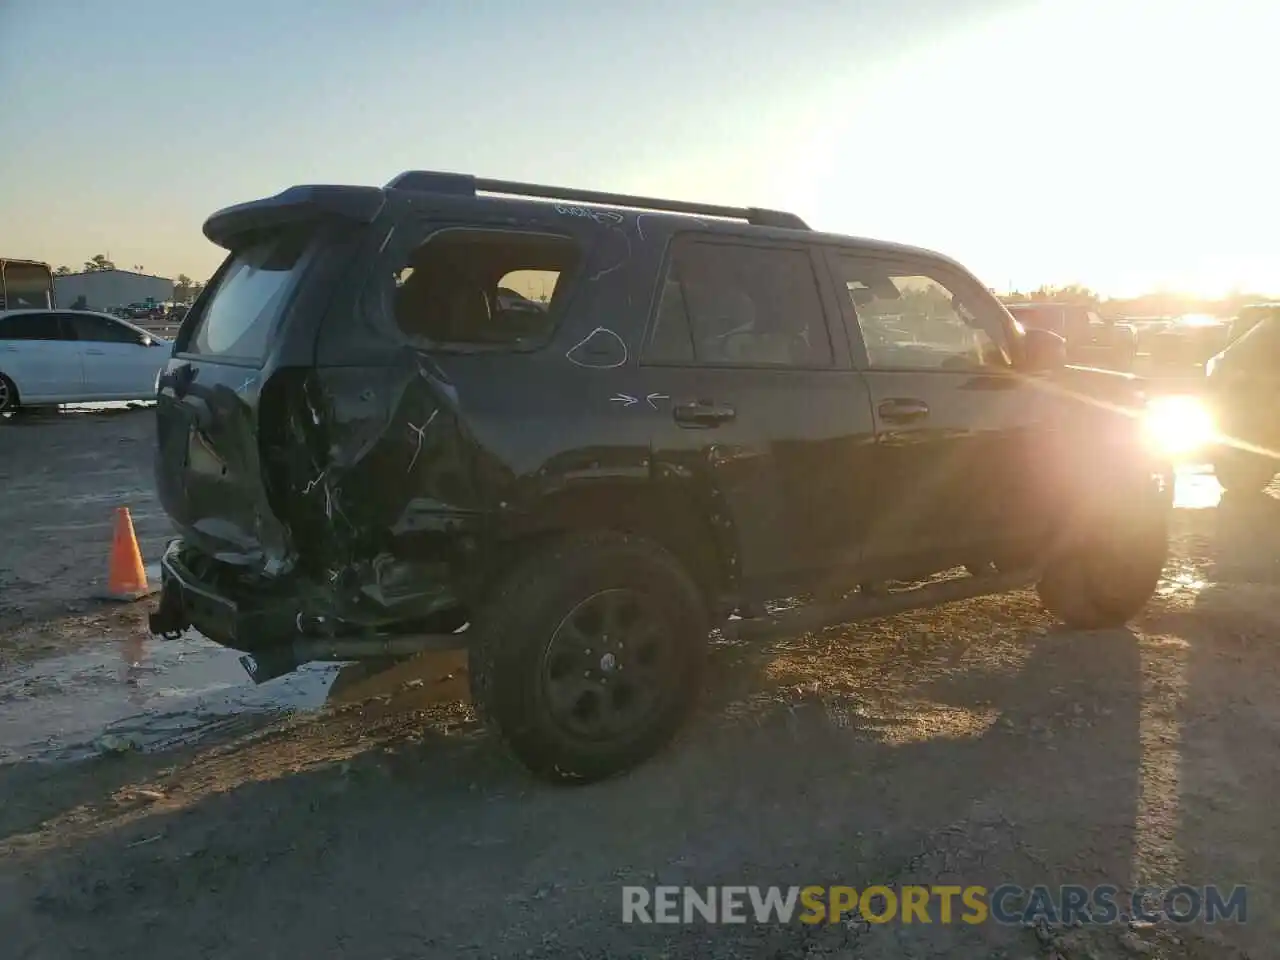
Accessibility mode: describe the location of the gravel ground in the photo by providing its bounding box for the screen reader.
[1,407,1277,959]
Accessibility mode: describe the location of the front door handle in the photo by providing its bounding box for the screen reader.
[673,400,736,428]
[84,348,105,355]
[878,398,930,423]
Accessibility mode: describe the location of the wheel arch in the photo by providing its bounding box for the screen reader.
[498,479,732,607]
[0,369,21,409]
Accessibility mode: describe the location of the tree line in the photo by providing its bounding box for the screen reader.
[52,255,206,301]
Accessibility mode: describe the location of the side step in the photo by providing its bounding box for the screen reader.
[240,632,467,685]
[724,569,1038,643]
[292,633,466,662]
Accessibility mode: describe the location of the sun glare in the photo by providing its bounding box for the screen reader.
[1144,395,1216,459]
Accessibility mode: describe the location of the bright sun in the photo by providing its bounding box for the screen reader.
[1144,395,1216,459]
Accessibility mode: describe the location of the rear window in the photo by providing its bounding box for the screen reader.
[1,263,54,311]
[182,229,309,362]
[393,230,580,350]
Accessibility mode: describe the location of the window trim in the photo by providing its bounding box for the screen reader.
[639,232,841,371]
[822,248,1016,375]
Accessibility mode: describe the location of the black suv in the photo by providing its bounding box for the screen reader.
[149,172,1172,782]
[1205,304,1280,492]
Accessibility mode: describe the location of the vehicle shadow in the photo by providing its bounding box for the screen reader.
[1142,489,1280,955]
[0,588,1149,959]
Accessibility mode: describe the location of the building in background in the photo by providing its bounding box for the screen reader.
[52,269,174,311]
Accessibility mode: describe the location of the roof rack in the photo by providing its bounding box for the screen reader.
[384,170,809,230]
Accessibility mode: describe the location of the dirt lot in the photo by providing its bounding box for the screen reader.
[2,408,1278,959]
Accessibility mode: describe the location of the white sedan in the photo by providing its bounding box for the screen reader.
[0,309,172,412]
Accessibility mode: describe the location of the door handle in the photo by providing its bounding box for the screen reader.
[84,348,105,355]
[877,398,930,423]
[673,400,736,428]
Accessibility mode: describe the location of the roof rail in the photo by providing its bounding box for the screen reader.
[384,170,809,230]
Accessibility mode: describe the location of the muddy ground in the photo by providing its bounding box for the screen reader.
[1,407,1278,959]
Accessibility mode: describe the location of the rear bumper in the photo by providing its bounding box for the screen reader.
[148,539,299,651]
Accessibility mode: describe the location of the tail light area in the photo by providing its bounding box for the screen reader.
[258,369,337,573]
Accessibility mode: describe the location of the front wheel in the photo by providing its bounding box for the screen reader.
[469,532,708,783]
[0,374,19,414]
[1037,490,1170,630]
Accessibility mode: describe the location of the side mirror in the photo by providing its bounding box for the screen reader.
[1020,327,1067,372]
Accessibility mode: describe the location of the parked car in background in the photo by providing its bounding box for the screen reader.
[1005,302,1138,372]
[0,309,171,413]
[1226,302,1280,344]
[121,301,166,321]
[0,259,56,311]
[1143,314,1233,378]
[147,170,1172,783]
[1205,307,1280,492]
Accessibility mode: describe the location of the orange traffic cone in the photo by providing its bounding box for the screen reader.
[100,507,156,601]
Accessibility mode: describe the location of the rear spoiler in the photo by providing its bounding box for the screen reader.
[203,185,385,249]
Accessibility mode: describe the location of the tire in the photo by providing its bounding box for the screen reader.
[1037,493,1169,630]
[0,374,18,414]
[1214,454,1274,494]
[469,531,708,783]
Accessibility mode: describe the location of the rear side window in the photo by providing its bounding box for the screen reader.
[0,313,64,341]
[645,238,832,367]
[182,228,309,362]
[66,313,146,345]
[394,230,580,349]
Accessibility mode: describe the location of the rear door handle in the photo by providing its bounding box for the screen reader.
[877,398,930,423]
[84,348,105,355]
[673,400,736,428]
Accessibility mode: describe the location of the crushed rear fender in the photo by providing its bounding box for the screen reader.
[263,347,494,626]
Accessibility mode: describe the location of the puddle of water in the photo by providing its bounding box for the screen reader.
[0,401,153,424]
[0,630,342,765]
[1157,559,1211,598]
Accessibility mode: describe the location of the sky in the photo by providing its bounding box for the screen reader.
[2,0,1277,298]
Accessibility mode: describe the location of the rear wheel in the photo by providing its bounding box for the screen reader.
[469,532,707,783]
[1037,489,1169,629]
[0,374,18,414]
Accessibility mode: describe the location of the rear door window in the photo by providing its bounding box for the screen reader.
[645,237,832,367]
[0,313,66,341]
[181,228,309,363]
[66,313,147,344]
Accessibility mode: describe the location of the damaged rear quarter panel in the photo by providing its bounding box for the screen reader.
[301,199,719,604]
